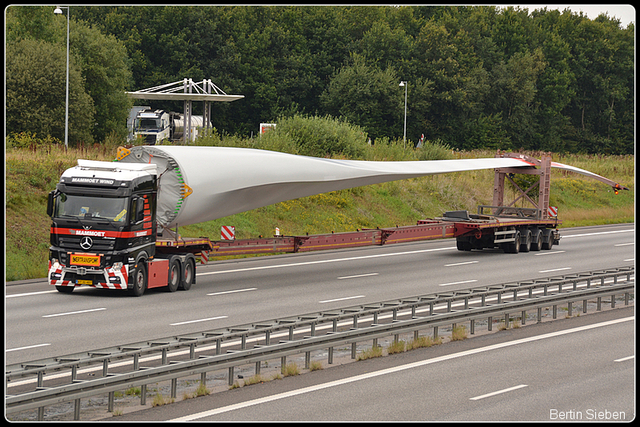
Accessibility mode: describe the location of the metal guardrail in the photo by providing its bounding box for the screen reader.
[5,266,634,419]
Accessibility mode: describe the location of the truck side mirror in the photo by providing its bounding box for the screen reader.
[47,191,55,217]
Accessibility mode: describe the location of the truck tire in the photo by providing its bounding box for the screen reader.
[520,229,532,253]
[530,228,542,251]
[456,239,472,251]
[56,285,74,293]
[167,257,181,292]
[129,263,147,297]
[179,256,195,291]
[505,231,521,254]
[541,228,554,250]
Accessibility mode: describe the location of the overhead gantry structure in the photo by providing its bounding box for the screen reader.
[126,79,244,142]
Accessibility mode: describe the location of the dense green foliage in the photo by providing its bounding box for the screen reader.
[5,5,634,154]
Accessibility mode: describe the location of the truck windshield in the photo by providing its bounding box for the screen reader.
[136,118,159,130]
[54,194,129,222]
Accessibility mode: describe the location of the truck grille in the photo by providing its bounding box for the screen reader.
[58,236,116,251]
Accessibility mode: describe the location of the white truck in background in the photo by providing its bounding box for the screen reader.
[128,108,203,144]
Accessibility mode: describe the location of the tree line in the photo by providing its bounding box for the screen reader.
[6,5,634,154]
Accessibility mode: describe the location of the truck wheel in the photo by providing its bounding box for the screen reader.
[541,229,554,250]
[179,257,195,291]
[167,257,181,292]
[129,263,147,297]
[520,229,532,253]
[56,285,74,293]
[530,228,542,251]
[456,239,472,251]
[505,231,521,254]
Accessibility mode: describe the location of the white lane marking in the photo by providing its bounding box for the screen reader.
[614,243,635,247]
[171,316,633,421]
[207,288,257,296]
[614,355,634,362]
[561,229,634,238]
[319,295,366,304]
[6,343,51,352]
[469,384,528,401]
[170,316,228,326]
[534,251,565,256]
[538,267,572,273]
[439,280,478,287]
[6,290,58,298]
[338,273,379,280]
[623,258,634,262]
[42,308,106,318]
[199,247,455,276]
[445,261,479,267]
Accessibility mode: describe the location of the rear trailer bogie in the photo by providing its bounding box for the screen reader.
[455,224,559,254]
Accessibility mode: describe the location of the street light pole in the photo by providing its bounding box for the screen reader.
[54,6,69,148]
[399,81,407,148]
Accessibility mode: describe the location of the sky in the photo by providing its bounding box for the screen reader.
[511,4,635,27]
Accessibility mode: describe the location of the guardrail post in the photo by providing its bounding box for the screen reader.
[611,295,616,308]
[201,372,207,387]
[488,317,492,331]
[281,356,287,374]
[162,349,168,365]
[328,346,333,364]
[537,308,542,323]
[504,313,509,328]
[264,331,270,346]
[108,391,114,412]
[103,359,109,376]
[552,305,557,319]
[597,297,602,311]
[255,361,261,375]
[228,367,234,386]
[133,354,139,371]
[141,385,147,406]
[568,301,572,317]
[470,319,475,335]
[216,338,222,355]
[171,378,177,399]
[74,398,81,420]
[71,365,78,382]
[583,299,588,313]
[521,310,526,325]
[190,343,196,358]
[625,293,630,305]
[433,326,438,339]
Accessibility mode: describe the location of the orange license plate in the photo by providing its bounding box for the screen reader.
[70,253,101,267]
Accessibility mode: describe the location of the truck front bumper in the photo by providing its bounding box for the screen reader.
[48,261,130,290]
